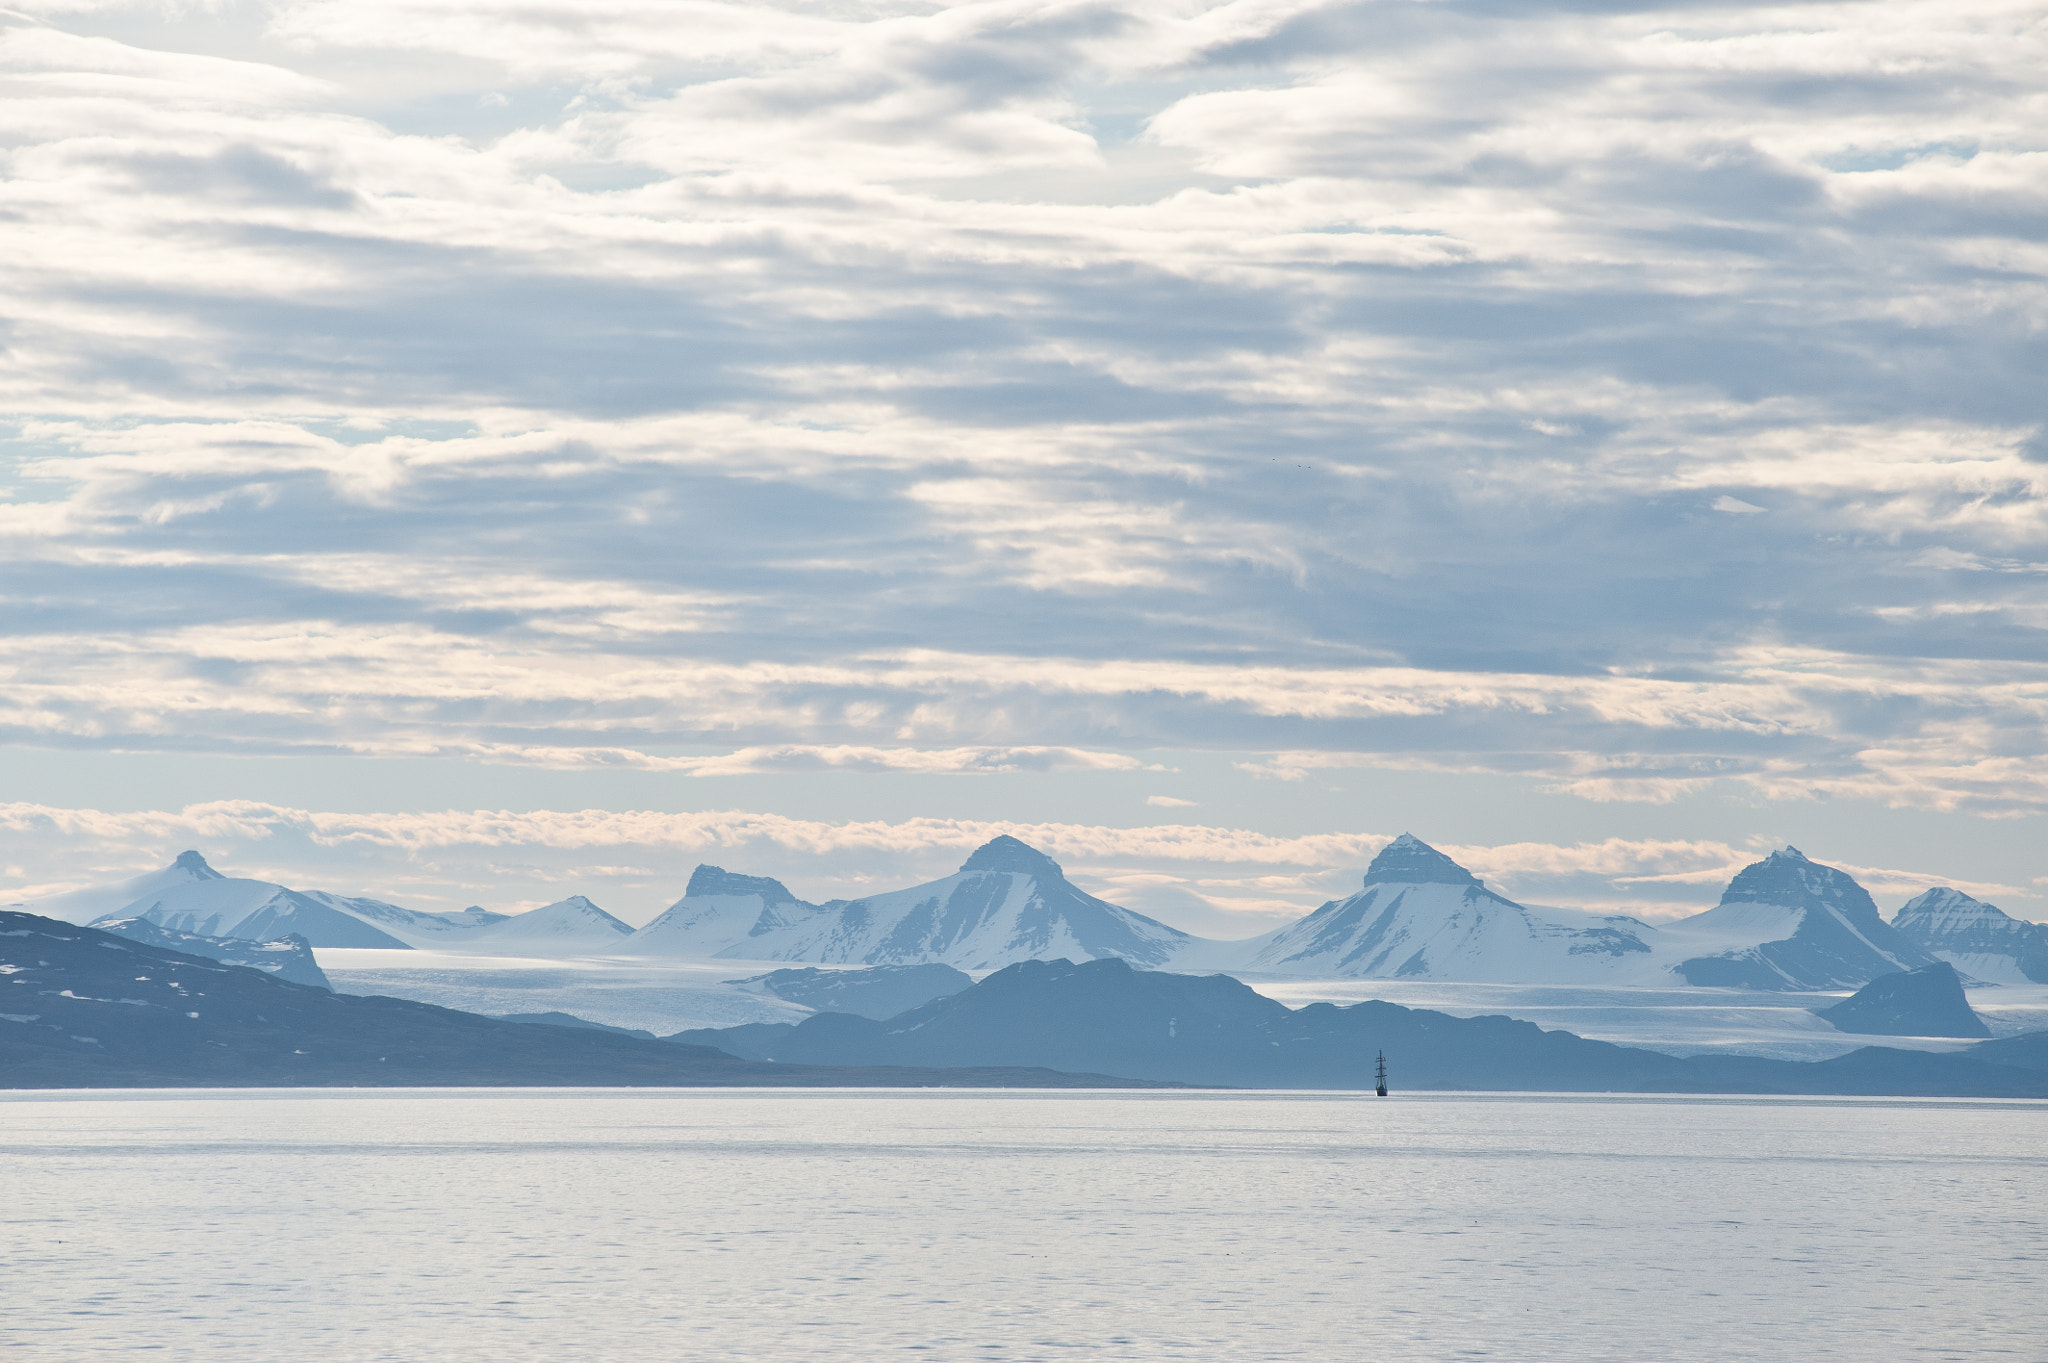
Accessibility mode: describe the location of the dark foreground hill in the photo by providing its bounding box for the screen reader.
[1817,961,1991,1039]
[675,957,2048,1098]
[93,916,333,990]
[0,913,1171,1089]
[735,963,975,1019]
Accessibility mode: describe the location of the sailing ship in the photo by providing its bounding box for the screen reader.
[1375,1050,1388,1097]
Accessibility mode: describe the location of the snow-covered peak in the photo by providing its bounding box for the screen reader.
[959,835,1063,879]
[1895,886,2003,928]
[1665,848,1933,989]
[620,868,826,958]
[463,895,635,952]
[20,849,236,923]
[527,895,629,930]
[733,836,1189,969]
[171,850,224,881]
[1238,847,1652,981]
[1891,886,2048,985]
[684,865,802,902]
[1362,834,1480,889]
[1720,846,1882,926]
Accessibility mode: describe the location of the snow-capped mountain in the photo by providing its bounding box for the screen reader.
[27,841,2009,996]
[1224,838,1946,992]
[22,849,236,925]
[1891,888,2048,984]
[69,851,505,949]
[458,896,635,953]
[739,836,1192,969]
[621,866,833,957]
[1231,833,1655,981]
[87,854,415,949]
[1663,847,1933,990]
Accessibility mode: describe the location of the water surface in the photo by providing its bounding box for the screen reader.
[3,1090,2041,1360]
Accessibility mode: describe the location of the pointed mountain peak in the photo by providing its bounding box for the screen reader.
[1718,845,1893,933]
[1724,846,1854,900]
[1901,885,1975,909]
[1895,886,2011,924]
[685,864,801,903]
[524,895,632,931]
[960,835,1064,880]
[1362,834,1480,888]
[172,850,224,881]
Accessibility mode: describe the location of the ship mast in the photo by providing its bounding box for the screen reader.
[1374,1050,1388,1097]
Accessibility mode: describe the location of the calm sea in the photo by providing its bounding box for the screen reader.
[3,1090,2041,1360]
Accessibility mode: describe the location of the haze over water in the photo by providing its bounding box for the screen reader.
[4,1091,2040,1360]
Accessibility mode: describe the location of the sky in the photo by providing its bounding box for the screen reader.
[2,0,2045,932]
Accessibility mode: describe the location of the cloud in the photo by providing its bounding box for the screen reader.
[455,742,1155,776]
[0,0,2044,865]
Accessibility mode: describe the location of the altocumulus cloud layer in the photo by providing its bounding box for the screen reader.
[1,0,2045,918]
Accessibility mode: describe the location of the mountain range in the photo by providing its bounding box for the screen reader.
[35,850,509,949]
[14,835,2043,994]
[9,909,2045,1096]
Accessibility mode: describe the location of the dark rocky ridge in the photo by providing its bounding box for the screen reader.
[94,917,333,990]
[1361,832,1482,888]
[1818,962,1991,1038]
[170,849,223,880]
[734,963,975,1019]
[960,835,1068,879]
[675,957,2048,1097]
[496,1011,657,1039]
[684,865,813,905]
